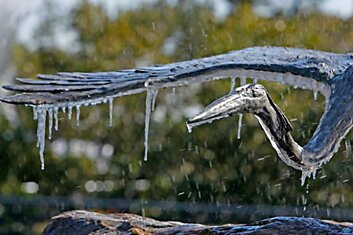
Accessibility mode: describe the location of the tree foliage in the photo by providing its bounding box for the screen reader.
[2,1,353,234]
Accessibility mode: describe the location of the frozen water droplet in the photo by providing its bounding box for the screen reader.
[36,107,47,170]
[144,89,153,161]
[237,113,243,139]
[76,105,81,127]
[68,106,73,120]
[108,98,113,127]
[48,109,53,140]
[230,78,236,92]
[54,107,59,131]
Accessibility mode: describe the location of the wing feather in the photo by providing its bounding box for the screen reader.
[1,46,352,105]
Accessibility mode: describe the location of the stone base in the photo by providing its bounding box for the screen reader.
[42,210,353,235]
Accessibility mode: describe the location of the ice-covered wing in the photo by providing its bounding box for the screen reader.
[1,46,352,106]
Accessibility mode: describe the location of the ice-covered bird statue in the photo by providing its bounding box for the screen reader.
[1,46,353,180]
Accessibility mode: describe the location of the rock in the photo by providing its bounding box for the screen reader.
[42,210,353,235]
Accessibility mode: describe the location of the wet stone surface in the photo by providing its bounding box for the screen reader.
[42,210,353,235]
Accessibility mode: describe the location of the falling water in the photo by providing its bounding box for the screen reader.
[304,183,309,211]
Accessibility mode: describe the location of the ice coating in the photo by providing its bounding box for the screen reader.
[3,46,349,106]
[3,46,353,175]
[187,72,353,185]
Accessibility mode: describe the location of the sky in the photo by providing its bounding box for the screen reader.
[1,0,353,51]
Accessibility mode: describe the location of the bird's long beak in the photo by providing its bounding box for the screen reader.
[186,84,266,131]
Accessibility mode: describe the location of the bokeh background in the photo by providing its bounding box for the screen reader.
[1,0,353,234]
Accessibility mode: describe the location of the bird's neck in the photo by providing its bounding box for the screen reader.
[254,97,305,171]
[254,86,353,173]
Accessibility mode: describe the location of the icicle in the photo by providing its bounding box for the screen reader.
[144,89,153,161]
[33,106,38,120]
[48,109,53,140]
[237,113,243,139]
[151,89,159,112]
[345,139,352,158]
[300,169,317,186]
[172,87,176,96]
[54,107,59,131]
[237,78,246,139]
[301,171,310,186]
[108,98,113,127]
[68,106,73,120]
[313,89,318,101]
[186,124,193,133]
[76,105,81,127]
[240,77,246,86]
[253,78,258,83]
[230,78,236,92]
[36,108,47,170]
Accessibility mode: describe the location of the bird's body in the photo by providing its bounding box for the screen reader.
[1,46,353,175]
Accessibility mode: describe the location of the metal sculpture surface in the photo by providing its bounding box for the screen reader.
[1,46,353,180]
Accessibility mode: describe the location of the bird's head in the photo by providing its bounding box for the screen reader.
[187,84,268,130]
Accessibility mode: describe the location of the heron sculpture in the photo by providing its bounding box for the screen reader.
[1,46,353,182]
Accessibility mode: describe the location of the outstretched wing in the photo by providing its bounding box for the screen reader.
[1,46,352,107]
